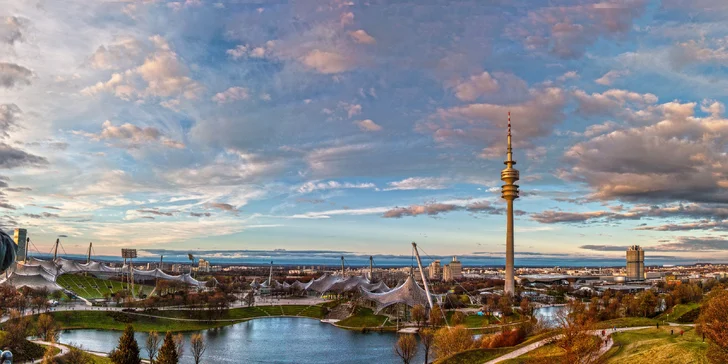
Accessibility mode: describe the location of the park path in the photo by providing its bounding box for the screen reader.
[30,340,69,363]
[482,326,653,364]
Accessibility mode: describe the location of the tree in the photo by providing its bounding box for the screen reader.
[36,314,60,342]
[698,289,728,363]
[520,297,532,316]
[156,332,179,364]
[41,343,56,364]
[433,325,474,358]
[61,346,94,364]
[429,305,444,327]
[419,328,435,364]
[411,304,426,327]
[189,334,206,364]
[394,334,418,364]
[555,300,602,364]
[145,331,161,364]
[451,311,466,326]
[109,325,142,364]
[498,295,513,317]
[174,333,185,359]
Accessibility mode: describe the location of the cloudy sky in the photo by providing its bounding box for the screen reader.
[2,0,728,262]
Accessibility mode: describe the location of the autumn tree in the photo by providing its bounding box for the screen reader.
[61,346,94,364]
[429,305,444,327]
[433,325,475,358]
[419,328,435,364]
[146,331,161,364]
[109,325,141,364]
[411,304,426,327]
[173,333,185,359]
[189,333,206,364]
[394,334,418,364]
[451,311,466,326]
[155,332,179,364]
[36,314,60,342]
[520,297,533,316]
[41,343,56,364]
[555,300,602,364]
[698,289,728,363]
[499,295,513,317]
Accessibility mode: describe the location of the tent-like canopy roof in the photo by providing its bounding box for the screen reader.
[360,276,430,313]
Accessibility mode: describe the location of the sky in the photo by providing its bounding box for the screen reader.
[2,0,728,264]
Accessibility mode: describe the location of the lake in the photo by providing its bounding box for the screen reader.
[59,317,426,363]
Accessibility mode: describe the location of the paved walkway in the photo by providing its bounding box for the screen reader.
[30,340,69,363]
[483,326,652,364]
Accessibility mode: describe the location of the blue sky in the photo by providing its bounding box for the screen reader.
[2,0,728,263]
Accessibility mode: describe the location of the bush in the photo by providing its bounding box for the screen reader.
[107,312,136,324]
[480,327,526,349]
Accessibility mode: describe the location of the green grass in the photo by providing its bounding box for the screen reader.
[15,311,239,333]
[143,305,326,321]
[595,317,661,329]
[436,331,556,364]
[444,311,498,328]
[603,326,708,364]
[656,303,700,322]
[337,307,392,328]
[56,274,154,299]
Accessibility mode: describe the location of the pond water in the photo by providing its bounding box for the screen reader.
[58,317,426,364]
[533,305,565,327]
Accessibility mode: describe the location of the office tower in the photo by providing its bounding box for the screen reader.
[626,245,645,281]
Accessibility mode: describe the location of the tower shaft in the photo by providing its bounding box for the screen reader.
[501,112,519,296]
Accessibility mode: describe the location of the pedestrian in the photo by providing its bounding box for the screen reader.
[656,322,659,329]
[680,330,684,336]
[671,329,674,335]
[1,347,12,364]
[602,330,605,337]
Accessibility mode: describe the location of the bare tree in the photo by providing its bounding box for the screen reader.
[173,333,185,359]
[411,305,426,327]
[394,334,418,364]
[419,328,435,364]
[146,331,161,364]
[189,333,207,364]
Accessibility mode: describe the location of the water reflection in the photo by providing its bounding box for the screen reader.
[59,317,425,364]
[533,305,565,328]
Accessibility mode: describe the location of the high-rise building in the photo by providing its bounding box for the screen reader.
[13,228,27,262]
[626,245,645,281]
[501,112,520,295]
[428,260,441,280]
[198,258,211,273]
[449,256,462,279]
[442,257,463,282]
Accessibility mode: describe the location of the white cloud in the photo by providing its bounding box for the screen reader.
[297,180,376,193]
[212,87,249,104]
[355,119,382,131]
[350,30,376,44]
[300,49,354,74]
[595,70,630,85]
[383,177,449,191]
[453,72,500,101]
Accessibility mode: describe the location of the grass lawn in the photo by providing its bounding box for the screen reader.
[57,274,154,299]
[337,307,392,328]
[132,305,326,321]
[656,303,700,322]
[436,331,556,364]
[595,317,660,329]
[603,327,708,364]
[15,311,239,333]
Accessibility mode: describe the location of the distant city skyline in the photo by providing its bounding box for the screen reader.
[2,1,728,262]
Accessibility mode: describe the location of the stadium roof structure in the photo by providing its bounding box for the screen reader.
[253,274,391,296]
[0,257,211,293]
[360,276,430,313]
[0,262,64,292]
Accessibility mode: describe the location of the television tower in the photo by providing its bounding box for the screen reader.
[501,112,520,295]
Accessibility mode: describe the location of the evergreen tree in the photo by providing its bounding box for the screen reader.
[109,325,142,364]
[155,332,179,364]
